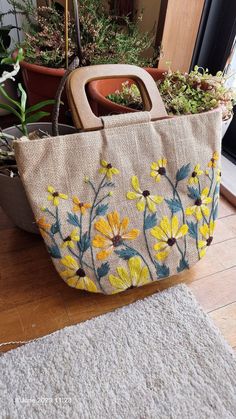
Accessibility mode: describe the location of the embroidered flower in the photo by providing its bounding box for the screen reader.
[61,228,80,249]
[92,210,139,260]
[47,186,68,206]
[185,187,212,221]
[60,256,98,292]
[198,220,215,258]
[99,160,119,179]
[150,158,167,182]
[151,215,188,261]
[109,256,150,294]
[188,164,203,185]
[126,175,163,212]
[216,168,221,183]
[37,216,50,238]
[73,197,92,214]
[208,151,219,168]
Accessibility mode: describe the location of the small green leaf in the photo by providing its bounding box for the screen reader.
[18,83,27,113]
[0,103,21,119]
[0,85,21,109]
[25,111,50,124]
[26,99,56,114]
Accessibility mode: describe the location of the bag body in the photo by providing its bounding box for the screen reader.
[15,107,222,295]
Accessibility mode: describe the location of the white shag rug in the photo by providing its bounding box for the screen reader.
[0,285,236,419]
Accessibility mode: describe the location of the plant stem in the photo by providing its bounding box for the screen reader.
[143,205,155,267]
[123,243,154,281]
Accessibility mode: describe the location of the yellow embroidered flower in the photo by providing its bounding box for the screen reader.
[150,158,167,182]
[185,187,212,221]
[126,175,163,212]
[61,228,80,249]
[151,215,188,261]
[216,168,221,183]
[198,220,215,258]
[109,256,150,294]
[37,216,50,238]
[47,186,68,206]
[92,210,139,260]
[60,256,98,292]
[99,160,119,179]
[72,197,92,214]
[188,164,203,185]
[208,151,219,168]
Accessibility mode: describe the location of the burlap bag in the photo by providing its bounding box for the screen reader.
[14,65,222,295]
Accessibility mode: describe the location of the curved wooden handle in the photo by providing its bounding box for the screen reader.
[66,64,167,131]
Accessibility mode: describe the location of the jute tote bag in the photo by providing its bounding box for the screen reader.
[15,65,222,294]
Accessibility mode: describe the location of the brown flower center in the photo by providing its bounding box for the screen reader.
[195,198,202,206]
[206,236,213,246]
[53,192,59,197]
[79,202,84,208]
[107,163,112,169]
[76,268,86,277]
[112,234,122,247]
[158,167,166,175]
[191,171,197,178]
[142,190,150,197]
[167,237,176,246]
[211,158,215,163]
[64,236,71,242]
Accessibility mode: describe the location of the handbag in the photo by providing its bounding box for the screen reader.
[14,64,222,294]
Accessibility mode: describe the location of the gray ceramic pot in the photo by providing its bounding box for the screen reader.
[0,122,76,234]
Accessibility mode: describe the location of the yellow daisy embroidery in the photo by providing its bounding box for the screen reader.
[92,210,139,260]
[126,175,163,212]
[47,186,68,206]
[188,164,203,185]
[151,215,188,261]
[60,256,98,292]
[99,160,119,179]
[150,158,167,182]
[73,197,92,214]
[61,228,80,249]
[185,187,212,221]
[109,256,150,293]
[216,168,221,183]
[208,151,219,168]
[198,220,215,258]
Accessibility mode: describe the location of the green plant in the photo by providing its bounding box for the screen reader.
[107,81,143,110]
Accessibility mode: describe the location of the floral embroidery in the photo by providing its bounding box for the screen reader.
[60,256,98,292]
[109,256,150,293]
[99,160,119,179]
[208,151,219,168]
[37,216,50,238]
[61,228,80,249]
[216,168,221,183]
[186,187,212,221]
[150,158,167,182]
[47,186,68,206]
[188,164,203,185]
[72,197,91,214]
[126,175,163,212]
[151,215,188,261]
[92,210,140,260]
[198,220,215,258]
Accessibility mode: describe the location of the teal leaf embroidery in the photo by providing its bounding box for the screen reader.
[187,221,198,239]
[67,212,80,227]
[115,247,138,260]
[155,262,170,278]
[103,181,115,188]
[78,232,90,253]
[144,212,157,230]
[176,163,191,181]
[50,221,60,235]
[95,203,109,217]
[187,186,200,200]
[47,244,61,259]
[213,202,219,221]
[165,198,182,214]
[177,258,189,273]
[97,262,110,278]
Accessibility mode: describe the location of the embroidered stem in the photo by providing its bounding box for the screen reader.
[208,167,214,197]
[196,221,201,260]
[143,205,155,268]
[209,182,219,222]
[123,243,154,281]
[94,193,110,208]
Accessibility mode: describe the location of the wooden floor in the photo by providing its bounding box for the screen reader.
[0,195,236,353]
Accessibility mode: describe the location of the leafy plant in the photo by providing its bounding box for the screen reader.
[107,81,143,110]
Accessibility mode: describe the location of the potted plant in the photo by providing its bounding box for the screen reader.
[0,50,75,233]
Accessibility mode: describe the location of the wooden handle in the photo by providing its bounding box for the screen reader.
[66,64,167,131]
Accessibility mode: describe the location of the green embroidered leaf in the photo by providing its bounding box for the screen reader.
[176,163,191,181]
[155,262,170,278]
[50,221,60,235]
[187,186,200,200]
[213,202,219,221]
[144,212,157,230]
[215,183,220,194]
[165,198,182,214]
[115,247,138,260]
[177,258,189,273]
[187,221,198,239]
[103,181,115,188]
[78,232,90,253]
[97,262,110,278]
[95,203,109,217]
[67,212,80,227]
[47,244,61,259]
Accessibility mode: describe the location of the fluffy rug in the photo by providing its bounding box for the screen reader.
[0,285,236,419]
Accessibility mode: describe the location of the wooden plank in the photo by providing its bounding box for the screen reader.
[214,214,236,244]
[219,197,236,218]
[210,302,236,348]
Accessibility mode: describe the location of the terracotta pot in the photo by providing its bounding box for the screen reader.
[0,122,76,234]
[87,67,165,117]
[20,60,68,123]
